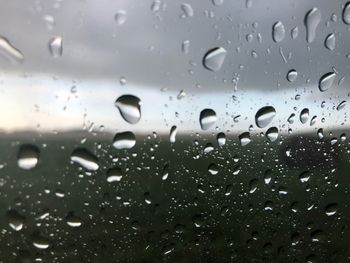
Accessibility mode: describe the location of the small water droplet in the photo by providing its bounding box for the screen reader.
[17,145,39,170]
[49,36,63,58]
[287,69,298,82]
[266,127,278,142]
[169,125,177,143]
[7,210,25,231]
[272,21,285,42]
[343,2,350,24]
[305,8,321,43]
[299,171,310,183]
[239,132,251,146]
[66,213,82,227]
[208,163,218,175]
[106,167,123,182]
[317,128,324,139]
[203,47,227,72]
[182,40,190,54]
[288,113,295,124]
[319,72,336,92]
[336,100,346,111]
[115,10,127,25]
[113,131,136,149]
[0,37,24,63]
[217,132,226,146]
[300,108,309,124]
[199,109,217,130]
[212,0,224,5]
[115,95,141,124]
[255,106,276,128]
[70,148,99,171]
[32,234,50,250]
[325,203,337,216]
[249,179,258,193]
[181,3,194,18]
[325,33,335,50]
[291,27,299,39]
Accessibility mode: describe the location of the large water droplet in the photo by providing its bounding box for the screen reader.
[181,3,194,18]
[169,125,177,143]
[299,171,310,183]
[272,21,285,42]
[325,203,337,216]
[32,234,50,249]
[325,33,335,51]
[115,95,141,124]
[305,8,321,43]
[70,148,99,171]
[343,2,350,24]
[49,36,63,58]
[106,167,123,182]
[7,210,25,231]
[0,37,24,63]
[319,72,336,92]
[217,132,226,146]
[337,100,346,111]
[199,109,217,130]
[115,10,127,25]
[255,106,276,128]
[203,47,227,72]
[208,163,218,175]
[66,213,82,227]
[300,108,309,124]
[287,69,298,82]
[17,145,39,170]
[113,131,136,149]
[239,132,251,146]
[266,127,278,142]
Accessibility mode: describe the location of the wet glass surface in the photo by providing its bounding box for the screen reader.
[0,0,350,262]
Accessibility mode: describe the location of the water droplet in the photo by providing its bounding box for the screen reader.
[113,131,136,149]
[177,89,186,100]
[317,128,324,139]
[217,132,226,146]
[264,170,272,184]
[32,234,50,249]
[17,145,39,170]
[287,113,295,124]
[336,100,346,111]
[115,95,141,124]
[7,210,25,231]
[287,69,298,82]
[249,179,258,193]
[199,109,217,130]
[203,47,227,72]
[0,37,24,63]
[208,163,218,175]
[162,163,169,180]
[212,0,224,5]
[181,3,194,18]
[239,132,251,146]
[325,203,337,216]
[204,143,214,154]
[70,148,99,171]
[343,2,350,24]
[151,0,162,12]
[325,33,335,51]
[66,213,82,227]
[169,125,177,143]
[299,171,310,183]
[291,27,299,39]
[182,40,190,54]
[255,106,276,128]
[266,127,278,142]
[272,21,285,42]
[115,10,127,25]
[305,8,321,43]
[319,72,336,92]
[49,36,63,58]
[106,167,123,182]
[300,108,309,124]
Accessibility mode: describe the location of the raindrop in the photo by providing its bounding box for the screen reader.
[305,7,321,43]
[266,127,278,142]
[287,113,295,124]
[212,0,224,6]
[115,10,127,25]
[17,145,39,170]
[208,163,218,175]
[319,72,336,92]
[204,143,214,154]
[325,33,335,51]
[291,27,298,39]
[199,109,217,130]
[272,21,285,42]
[106,167,123,183]
[336,101,346,111]
[300,108,309,124]
[32,235,50,250]
[343,2,350,24]
[182,40,190,54]
[181,3,194,18]
[113,131,136,149]
[239,132,251,146]
[255,106,276,128]
[169,125,177,143]
[325,203,337,216]
[70,148,99,171]
[7,210,25,231]
[66,213,82,227]
[0,37,24,63]
[217,132,226,146]
[249,179,258,193]
[49,36,63,58]
[115,95,141,124]
[299,171,310,183]
[203,47,227,72]
[287,69,298,82]
[177,89,186,99]
[162,163,169,180]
